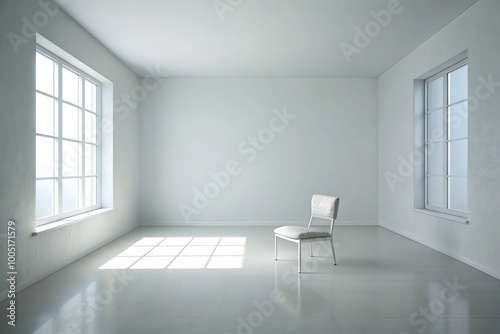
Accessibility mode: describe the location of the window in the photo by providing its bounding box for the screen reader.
[36,46,101,226]
[424,60,468,217]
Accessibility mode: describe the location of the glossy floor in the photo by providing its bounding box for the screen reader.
[1,226,499,334]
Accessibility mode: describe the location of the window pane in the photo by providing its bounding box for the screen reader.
[62,67,80,105]
[36,136,57,178]
[427,109,443,142]
[85,177,97,206]
[85,80,97,112]
[85,144,97,176]
[449,65,468,104]
[449,139,467,176]
[428,176,444,207]
[36,93,58,136]
[428,77,443,110]
[85,112,97,143]
[62,178,80,213]
[449,102,468,140]
[449,178,467,212]
[62,140,82,177]
[62,103,81,140]
[427,143,444,175]
[36,179,54,219]
[36,52,56,96]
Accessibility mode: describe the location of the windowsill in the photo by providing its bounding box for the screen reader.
[33,208,113,236]
[413,208,469,224]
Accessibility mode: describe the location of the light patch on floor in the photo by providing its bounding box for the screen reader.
[98,236,247,269]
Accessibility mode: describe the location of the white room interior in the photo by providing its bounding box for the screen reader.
[1,0,500,333]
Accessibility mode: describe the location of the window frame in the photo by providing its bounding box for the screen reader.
[35,45,102,226]
[424,58,468,218]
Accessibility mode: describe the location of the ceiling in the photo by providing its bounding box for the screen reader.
[58,0,479,78]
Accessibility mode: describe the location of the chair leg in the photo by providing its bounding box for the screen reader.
[310,242,313,257]
[275,235,278,260]
[298,241,301,273]
[330,237,337,265]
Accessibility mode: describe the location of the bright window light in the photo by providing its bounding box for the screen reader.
[133,237,165,246]
[180,246,216,256]
[35,47,102,226]
[130,257,174,269]
[148,246,183,256]
[213,246,245,256]
[160,237,192,246]
[99,257,140,269]
[207,256,244,269]
[189,237,221,245]
[168,256,210,269]
[99,236,247,270]
[117,246,153,257]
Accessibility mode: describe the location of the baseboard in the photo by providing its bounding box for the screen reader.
[139,220,378,227]
[0,224,138,302]
[380,223,500,281]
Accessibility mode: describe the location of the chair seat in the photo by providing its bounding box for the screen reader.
[274,226,330,239]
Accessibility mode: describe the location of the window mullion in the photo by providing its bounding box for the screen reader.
[443,74,449,209]
[97,81,102,206]
[81,76,86,209]
[57,59,63,216]
[424,82,429,207]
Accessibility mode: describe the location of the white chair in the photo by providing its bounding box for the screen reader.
[274,194,340,273]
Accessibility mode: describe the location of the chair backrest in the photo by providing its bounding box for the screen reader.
[310,194,340,220]
[308,194,340,235]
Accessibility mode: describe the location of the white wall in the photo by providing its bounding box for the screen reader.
[0,0,140,296]
[378,0,500,278]
[139,78,378,226]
